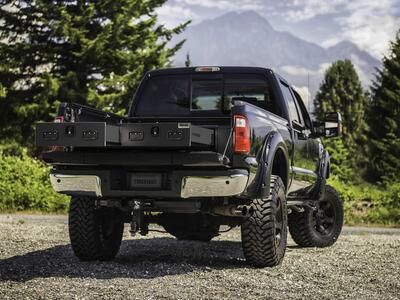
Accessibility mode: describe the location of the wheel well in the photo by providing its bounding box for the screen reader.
[271,149,288,189]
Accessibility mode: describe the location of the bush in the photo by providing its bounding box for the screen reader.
[328,176,400,226]
[0,139,28,157]
[0,153,69,212]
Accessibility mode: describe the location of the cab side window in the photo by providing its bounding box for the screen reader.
[225,75,282,117]
[293,89,312,130]
[279,81,303,125]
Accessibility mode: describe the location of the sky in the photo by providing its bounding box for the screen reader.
[157,0,400,60]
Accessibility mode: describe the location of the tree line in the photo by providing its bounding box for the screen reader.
[313,31,400,185]
[0,1,399,186]
[0,0,189,144]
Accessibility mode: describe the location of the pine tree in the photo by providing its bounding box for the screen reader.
[313,60,368,181]
[367,30,400,183]
[0,1,189,144]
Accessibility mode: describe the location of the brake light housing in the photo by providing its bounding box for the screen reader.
[195,66,221,72]
[233,115,250,154]
[54,116,64,123]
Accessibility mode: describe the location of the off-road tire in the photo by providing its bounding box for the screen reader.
[288,185,343,247]
[69,197,124,261]
[162,213,220,242]
[241,175,288,267]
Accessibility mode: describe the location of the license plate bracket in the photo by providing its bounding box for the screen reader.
[129,173,163,189]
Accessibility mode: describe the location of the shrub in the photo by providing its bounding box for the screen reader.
[328,176,400,226]
[0,153,69,212]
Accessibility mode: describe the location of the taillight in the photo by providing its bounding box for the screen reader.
[233,115,250,154]
[54,116,64,123]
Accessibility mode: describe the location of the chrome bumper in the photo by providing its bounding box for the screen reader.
[50,174,102,197]
[180,173,248,198]
[50,172,249,198]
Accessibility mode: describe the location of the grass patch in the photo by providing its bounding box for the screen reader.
[328,176,400,226]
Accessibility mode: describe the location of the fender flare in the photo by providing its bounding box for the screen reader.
[312,149,330,200]
[245,131,290,199]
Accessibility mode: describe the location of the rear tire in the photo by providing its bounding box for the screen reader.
[162,213,220,242]
[241,175,288,267]
[68,197,124,261]
[288,185,343,247]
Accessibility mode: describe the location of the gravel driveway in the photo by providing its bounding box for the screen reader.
[0,214,399,299]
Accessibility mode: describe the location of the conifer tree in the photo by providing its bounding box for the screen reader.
[313,60,368,181]
[0,1,189,144]
[367,30,400,183]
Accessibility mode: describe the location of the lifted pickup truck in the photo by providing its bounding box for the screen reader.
[36,66,344,267]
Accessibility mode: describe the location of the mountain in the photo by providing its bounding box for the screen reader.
[172,11,380,103]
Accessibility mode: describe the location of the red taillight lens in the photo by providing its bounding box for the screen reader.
[54,116,64,123]
[233,115,250,154]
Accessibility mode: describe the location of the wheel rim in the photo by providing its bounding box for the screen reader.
[275,196,284,245]
[313,199,335,236]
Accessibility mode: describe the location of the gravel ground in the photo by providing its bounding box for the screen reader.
[0,215,399,300]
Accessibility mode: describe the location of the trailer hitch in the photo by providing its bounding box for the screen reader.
[129,201,149,236]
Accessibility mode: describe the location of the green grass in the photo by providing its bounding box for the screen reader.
[328,176,400,226]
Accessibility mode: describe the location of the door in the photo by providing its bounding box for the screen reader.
[279,81,316,193]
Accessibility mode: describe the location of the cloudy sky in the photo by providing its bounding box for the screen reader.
[157,0,400,59]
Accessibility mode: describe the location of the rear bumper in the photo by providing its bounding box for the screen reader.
[50,174,102,197]
[180,173,248,198]
[50,169,249,199]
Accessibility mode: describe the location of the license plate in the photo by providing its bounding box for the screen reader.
[130,173,162,189]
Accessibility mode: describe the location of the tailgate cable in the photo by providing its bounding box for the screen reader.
[221,127,234,162]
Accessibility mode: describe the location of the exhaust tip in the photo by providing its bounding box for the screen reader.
[241,206,248,216]
[238,205,253,217]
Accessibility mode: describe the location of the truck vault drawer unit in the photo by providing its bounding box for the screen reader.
[36,122,214,148]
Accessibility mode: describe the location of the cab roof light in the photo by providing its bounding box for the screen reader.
[195,66,221,72]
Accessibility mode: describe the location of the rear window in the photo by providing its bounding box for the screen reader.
[134,76,191,116]
[192,80,223,110]
[133,74,277,116]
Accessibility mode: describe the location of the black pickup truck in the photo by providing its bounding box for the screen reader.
[36,66,343,267]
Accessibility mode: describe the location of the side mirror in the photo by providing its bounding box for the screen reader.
[324,112,342,138]
[312,112,342,138]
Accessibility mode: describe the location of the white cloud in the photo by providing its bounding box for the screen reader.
[156,5,198,28]
[280,0,399,58]
[160,0,399,59]
[336,1,400,58]
[174,0,263,11]
[321,38,341,48]
[282,0,347,22]
[280,63,330,76]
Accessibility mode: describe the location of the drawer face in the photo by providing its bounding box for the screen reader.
[120,123,191,147]
[36,122,108,147]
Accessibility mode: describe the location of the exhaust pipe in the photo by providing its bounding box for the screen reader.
[212,205,253,217]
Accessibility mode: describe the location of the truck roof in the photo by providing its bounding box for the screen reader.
[147,66,274,76]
